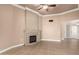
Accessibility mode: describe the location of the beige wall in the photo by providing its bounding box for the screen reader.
[42,16,61,41]
[0,5,25,50]
[26,10,39,32]
[25,10,42,36]
[0,4,42,51]
[42,10,79,41]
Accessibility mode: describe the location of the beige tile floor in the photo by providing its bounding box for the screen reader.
[1,38,79,55]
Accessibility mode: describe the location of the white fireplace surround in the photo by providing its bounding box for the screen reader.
[24,31,41,45]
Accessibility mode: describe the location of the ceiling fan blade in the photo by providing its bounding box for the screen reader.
[37,5,43,10]
[48,4,56,7]
[37,4,56,11]
[38,7,43,10]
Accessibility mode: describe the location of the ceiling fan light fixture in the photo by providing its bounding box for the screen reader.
[42,5,48,9]
[37,4,56,11]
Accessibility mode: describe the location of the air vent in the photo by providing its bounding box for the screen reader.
[49,20,53,22]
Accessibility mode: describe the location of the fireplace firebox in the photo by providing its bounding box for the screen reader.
[29,35,36,43]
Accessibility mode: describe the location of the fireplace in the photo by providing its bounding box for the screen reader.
[24,31,41,45]
[29,35,36,43]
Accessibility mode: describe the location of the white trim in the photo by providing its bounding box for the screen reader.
[41,39,61,42]
[11,4,42,16]
[11,4,25,10]
[25,7,42,16]
[43,8,79,17]
[0,44,24,54]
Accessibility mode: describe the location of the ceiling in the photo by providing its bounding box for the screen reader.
[20,4,78,15]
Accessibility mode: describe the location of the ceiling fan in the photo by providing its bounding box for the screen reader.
[37,4,56,11]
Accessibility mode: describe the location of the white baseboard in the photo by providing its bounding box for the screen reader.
[41,39,61,42]
[0,44,24,54]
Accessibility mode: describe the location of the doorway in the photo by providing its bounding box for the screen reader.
[65,20,79,39]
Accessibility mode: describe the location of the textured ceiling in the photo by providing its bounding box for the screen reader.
[20,4,78,15]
